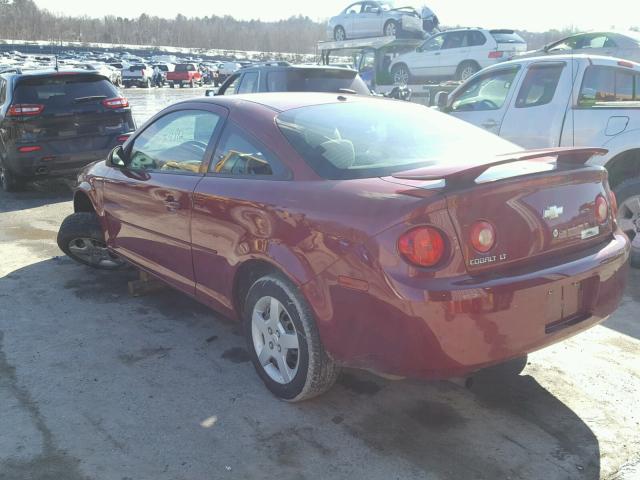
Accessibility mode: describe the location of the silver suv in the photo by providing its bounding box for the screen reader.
[389,28,527,83]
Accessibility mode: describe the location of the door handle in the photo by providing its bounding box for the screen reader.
[481,120,499,129]
[163,195,181,212]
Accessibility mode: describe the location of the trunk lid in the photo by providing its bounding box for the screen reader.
[389,149,613,273]
[445,165,613,273]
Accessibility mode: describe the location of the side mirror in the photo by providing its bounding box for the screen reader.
[435,91,449,110]
[106,145,127,168]
[205,89,216,97]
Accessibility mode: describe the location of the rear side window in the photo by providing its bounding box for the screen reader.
[13,76,118,107]
[579,66,640,107]
[490,30,526,44]
[467,31,487,47]
[515,63,564,108]
[211,124,284,178]
[266,69,369,95]
[237,72,258,94]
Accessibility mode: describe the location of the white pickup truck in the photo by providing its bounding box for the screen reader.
[122,64,153,88]
[439,54,640,265]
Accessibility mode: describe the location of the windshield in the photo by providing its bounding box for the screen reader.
[276,100,517,180]
[266,69,370,95]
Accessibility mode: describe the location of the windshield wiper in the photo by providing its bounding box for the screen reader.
[73,95,107,103]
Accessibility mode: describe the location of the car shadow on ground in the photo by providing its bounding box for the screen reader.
[603,267,640,339]
[0,257,601,479]
[0,179,72,214]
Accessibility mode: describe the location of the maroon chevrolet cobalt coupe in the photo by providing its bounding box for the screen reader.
[57,93,630,401]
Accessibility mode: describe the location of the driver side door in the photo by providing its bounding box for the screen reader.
[447,66,521,134]
[102,105,226,295]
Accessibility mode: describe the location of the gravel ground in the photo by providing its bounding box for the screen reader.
[0,89,638,480]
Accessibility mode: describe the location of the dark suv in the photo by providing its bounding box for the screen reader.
[213,65,371,96]
[0,69,136,191]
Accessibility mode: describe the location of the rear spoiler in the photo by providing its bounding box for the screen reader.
[391,147,607,188]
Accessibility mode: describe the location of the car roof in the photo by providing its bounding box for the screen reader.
[196,92,372,113]
[238,65,358,74]
[1,69,105,80]
[483,53,640,72]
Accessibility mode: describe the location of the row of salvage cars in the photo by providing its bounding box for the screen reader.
[53,68,632,400]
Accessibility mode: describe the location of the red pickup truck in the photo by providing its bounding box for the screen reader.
[167,63,202,88]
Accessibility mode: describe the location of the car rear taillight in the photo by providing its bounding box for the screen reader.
[608,191,618,220]
[8,104,44,116]
[470,221,496,253]
[595,194,608,224]
[398,226,446,267]
[102,97,129,109]
[488,51,504,59]
[18,146,42,153]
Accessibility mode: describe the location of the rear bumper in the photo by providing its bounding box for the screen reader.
[5,138,125,179]
[303,232,630,378]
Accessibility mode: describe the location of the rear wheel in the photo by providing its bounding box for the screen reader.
[384,20,399,37]
[615,178,640,267]
[334,26,346,41]
[243,273,340,401]
[0,164,25,193]
[456,61,480,81]
[57,212,126,270]
[391,63,411,85]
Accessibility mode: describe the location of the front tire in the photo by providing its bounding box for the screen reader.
[334,26,346,41]
[57,212,125,270]
[243,273,340,401]
[0,164,25,192]
[614,178,640,267]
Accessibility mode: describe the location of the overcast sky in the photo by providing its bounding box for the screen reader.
[32,0,640,32]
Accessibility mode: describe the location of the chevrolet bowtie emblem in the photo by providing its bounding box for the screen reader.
[543,205,564,220]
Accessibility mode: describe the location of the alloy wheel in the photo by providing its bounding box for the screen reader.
[67,237,124,269]
[393,67,409,85]
[385,22,397,37]
[460,66,476,81]
[617,194,640,251]
[251,296,300,384]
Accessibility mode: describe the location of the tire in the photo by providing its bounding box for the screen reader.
[390,63,411,85]
[57,212,126,270]
[456,61,480,81]
[169,82,175,88]
[614,178,640,267]
[383,20,399,37]
[477,355,528,378]
[243,273,340,401]
[0,163,25,192]
[334,26,346,41]
[190,79,195,88]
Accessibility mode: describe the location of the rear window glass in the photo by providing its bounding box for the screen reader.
[490,30,526,44]
[129,65,146,71]
[175,64,196,72]
[14,76,118,106]
[266,69,369,95]
[276,101,517,180]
